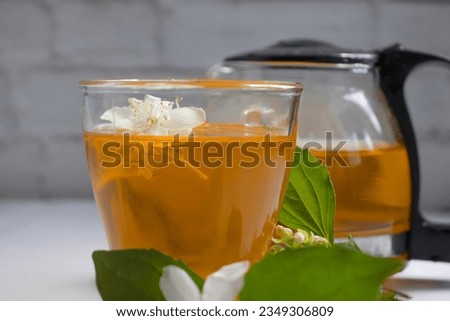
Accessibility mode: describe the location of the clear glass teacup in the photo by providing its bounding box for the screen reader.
[80,79,302,276]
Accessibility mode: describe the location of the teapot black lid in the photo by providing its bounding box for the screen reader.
[225,39,377,64]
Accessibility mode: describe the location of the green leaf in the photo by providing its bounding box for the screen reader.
[380,290,398,301]
[335,235,362,253]
[92,249,203,301]
[239,247,405,301]
[380,288,410,301]
[279,147,335,243]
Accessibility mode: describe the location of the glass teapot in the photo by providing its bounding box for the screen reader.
[208,40,450,261]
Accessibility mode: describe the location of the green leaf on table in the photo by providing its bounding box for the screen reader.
[279,147,335,243]
[92,249,203,301]
[239,247,405,301]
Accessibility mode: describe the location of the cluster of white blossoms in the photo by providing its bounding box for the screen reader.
[100,94,206,135]
[271,225,329,253]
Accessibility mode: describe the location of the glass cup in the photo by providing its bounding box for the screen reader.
[80,79,302,277]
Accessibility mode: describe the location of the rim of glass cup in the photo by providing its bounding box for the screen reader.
[79,79,303,93]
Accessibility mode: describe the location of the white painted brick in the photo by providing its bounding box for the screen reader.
[41,137,92,198]
[376,2,450,55]
[0,70,19,139]
[162,0,374,68]
[0,1,51,65]
[51,0,162,67]
[0,136,44,198]
[12,65,203,137]
[13,67,86,138]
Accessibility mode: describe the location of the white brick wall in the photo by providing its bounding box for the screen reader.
[162,0,375,68]
[375,1,450,54]
[0,136,45,198]
[52,1,162,66]
[0,1,51,65]
[0,0,449,215]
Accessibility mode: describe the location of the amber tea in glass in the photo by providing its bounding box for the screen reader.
[81,79,302,277]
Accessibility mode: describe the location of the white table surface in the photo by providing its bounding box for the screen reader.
[0,200,449,301]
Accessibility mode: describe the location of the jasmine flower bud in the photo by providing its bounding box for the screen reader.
[270,244,285,254]
[274,225,293,242]
[271,225,330,252]
[312,235,329,247]
[292,231,306,248]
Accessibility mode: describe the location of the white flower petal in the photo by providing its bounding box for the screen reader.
[128,97,141,108]
[164,107,206,130]
[143,94,162,105]
[160,266,202,301]
[201,261,250,301]
[100,106,134,129]
[99,95,204,135]
[160,100,174,111]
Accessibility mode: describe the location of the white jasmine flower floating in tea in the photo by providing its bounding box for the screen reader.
[100,94,206,135]
[159,261,250,301]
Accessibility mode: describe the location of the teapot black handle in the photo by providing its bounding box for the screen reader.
[378,44,450,261]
